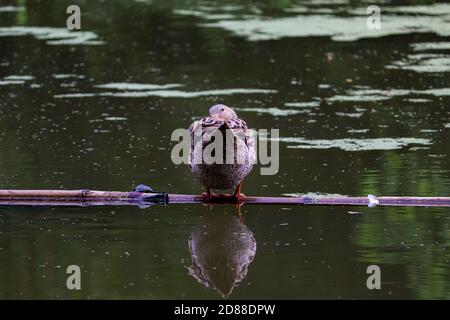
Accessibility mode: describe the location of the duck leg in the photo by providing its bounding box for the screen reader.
[236,203,243,223]
[215,183,246,202]
[232,182,246,202]
[201,188,212,201]
[202,185,245,203]
[202,188,220,202]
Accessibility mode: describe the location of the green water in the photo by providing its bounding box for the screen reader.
[0,0,449,299]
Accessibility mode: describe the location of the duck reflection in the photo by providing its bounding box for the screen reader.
[188,205,256,298]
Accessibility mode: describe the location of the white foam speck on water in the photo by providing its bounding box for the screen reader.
[389,42,450,73]
[172,2,450,42]
[445,124,450,128]
[52,74,85,79]
[326,88,408,102]
[348,129,369,133]
[387,54,450,73]
[197,4,244,12]
[1,75,34,85]
[237,107,308,116]
[106,88,276,98]
[384,4,450,15]
[54,88,277,99]
[406,98,432,103]
[419,88,450,96]
[327,94,390,102]
[201,7,450,42]
[335,112,364,118]
[0,6,25,12]
[60,82,77,88]
[0,80,25,85]
[54,93,97,98]
[270,137,432,151]
[412,42,450,51]
[284,101,320,108]
[95,83,183,90]
[285,7,335,14]
[105,117,128,121]
[409,53,446,60]
[327,87,450,102]
[351,89,411,96]
[4,75,34,81]
[173,9,236,20]
[327,88,409,102]
[0,26,105,45]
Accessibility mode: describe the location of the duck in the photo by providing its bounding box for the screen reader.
[188,104,255,202]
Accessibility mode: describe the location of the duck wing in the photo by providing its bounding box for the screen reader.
[188,116,256,166]
[188,116,224,136]
[226,118,255,151]
[188,116,225,166]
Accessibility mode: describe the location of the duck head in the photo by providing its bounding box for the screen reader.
[209,104,238,121]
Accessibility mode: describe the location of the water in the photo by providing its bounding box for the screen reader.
[0,0,449,299]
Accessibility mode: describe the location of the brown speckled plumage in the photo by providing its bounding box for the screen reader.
[188,105,255,194]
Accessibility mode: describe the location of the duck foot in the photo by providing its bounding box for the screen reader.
[201,191,217,202]
[220,193,247,203]
[201,192,246,203]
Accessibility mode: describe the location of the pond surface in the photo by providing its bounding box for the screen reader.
[0,0,449,299]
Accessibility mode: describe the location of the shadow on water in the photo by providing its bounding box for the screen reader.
[188,205,256,298]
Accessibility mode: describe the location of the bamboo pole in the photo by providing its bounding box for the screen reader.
[0,189,449,207]
[167,194,450,207]
[0,189,137,199]
[0,200,140,207]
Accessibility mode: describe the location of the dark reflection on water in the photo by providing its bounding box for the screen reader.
[0,0,449,299]
[0,203,448,299]
[188,206,256,298]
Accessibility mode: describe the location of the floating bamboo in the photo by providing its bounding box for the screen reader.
[0,189,449,207]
